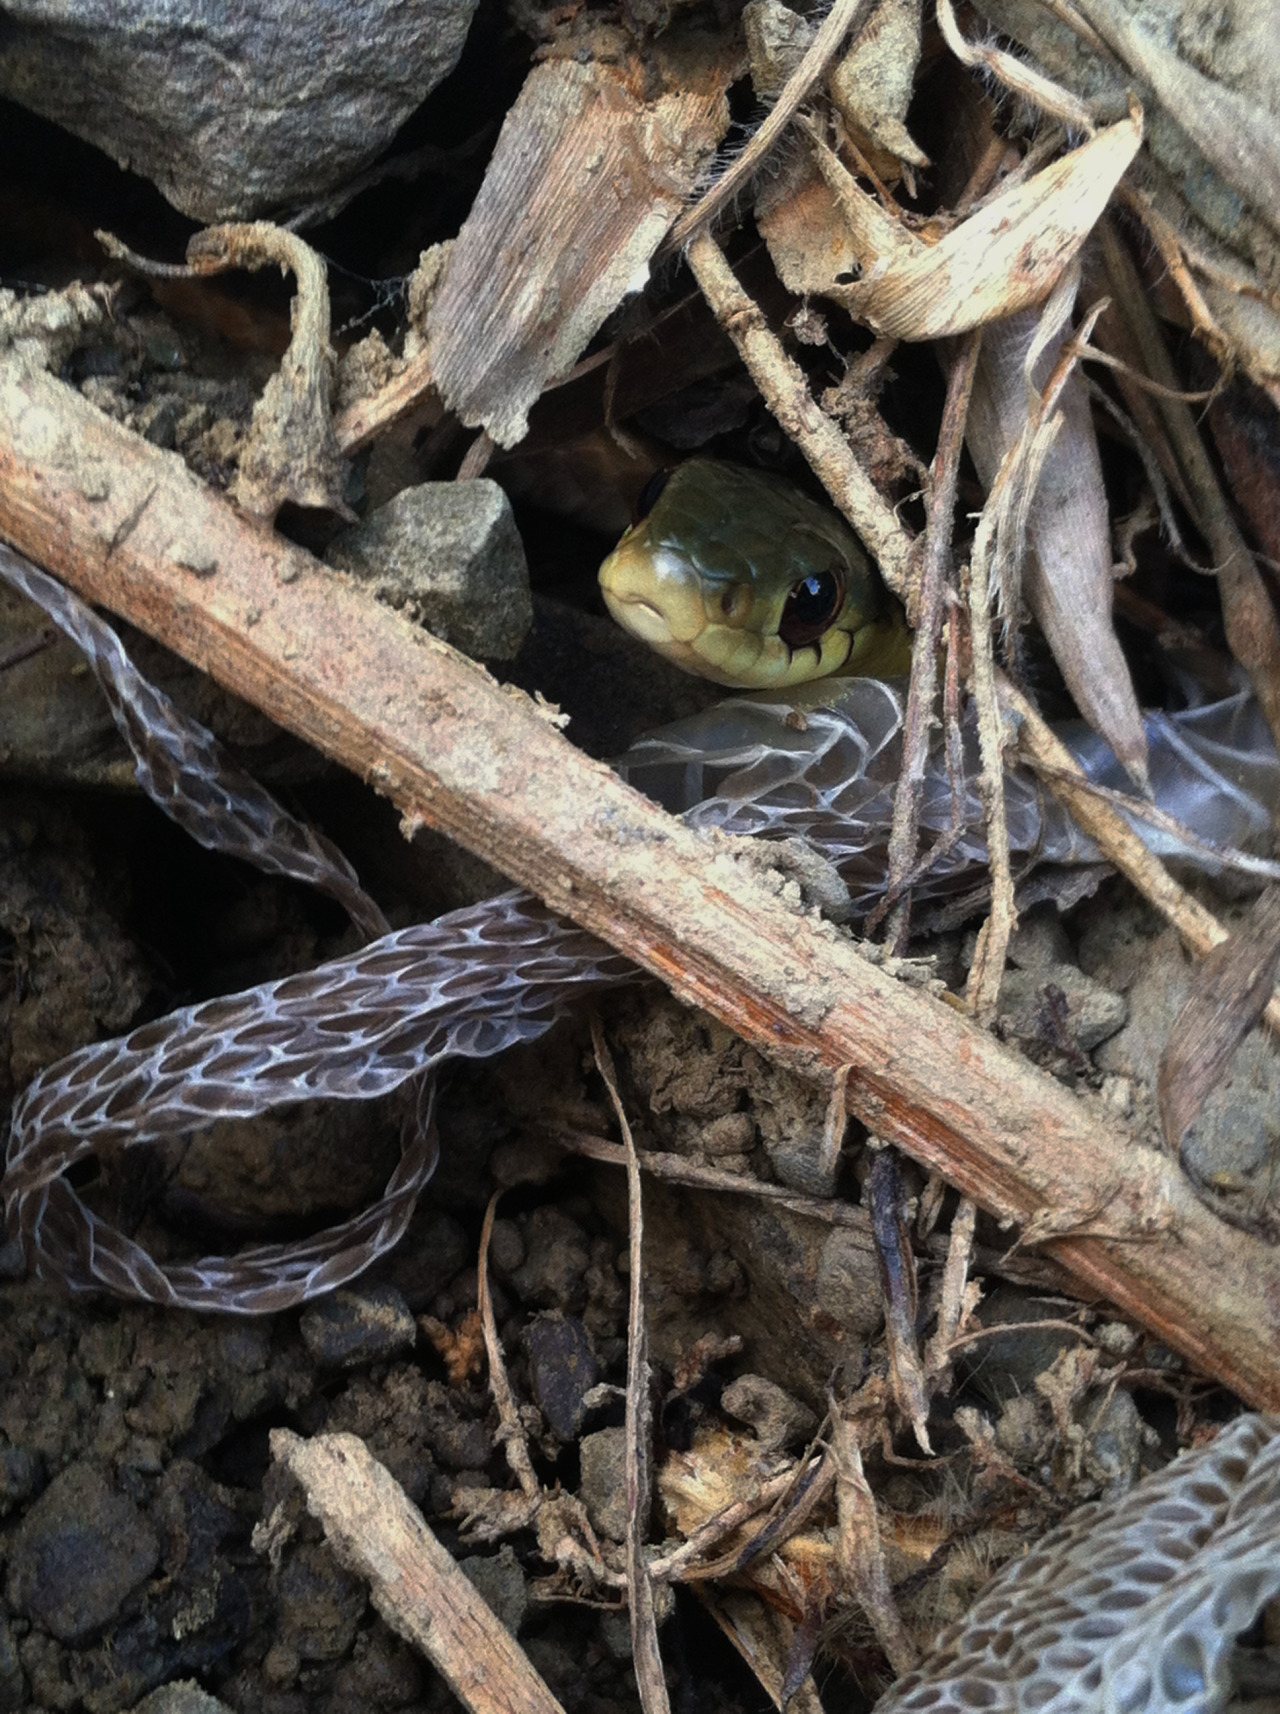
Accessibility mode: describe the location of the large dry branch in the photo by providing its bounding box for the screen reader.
[3,356,1280,1407]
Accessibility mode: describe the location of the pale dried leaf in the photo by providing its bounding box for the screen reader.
[1158,887,1280,1152]
[829,0,929,171]
[966,282,1148,783]
[835,114,1142,339]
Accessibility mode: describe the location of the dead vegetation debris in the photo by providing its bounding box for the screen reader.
[2,0,1280,1711]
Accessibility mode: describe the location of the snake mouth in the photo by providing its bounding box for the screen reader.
[601,586,679,649]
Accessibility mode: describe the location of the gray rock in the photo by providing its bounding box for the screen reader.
[527,1312,598,1441]
[129,1682,234,1714]
[298,1284,417,1369]
[1082,903,1280,1184]
[328,480,532,662]
[956,1284,1084,1408]
[458,1545,528,1636]
[579,1427,629,1542]
[509,1207,591,1308]
[1082,1388,1143,1494]
[720,1374,817,1453]
[0,1443,45,1516]
[997,963,1128,1054]
[0,0,480,222]
[7,1461,159,1643]
[276,1541,366,1662]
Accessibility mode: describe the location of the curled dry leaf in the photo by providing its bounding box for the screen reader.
[185,222,351,522]
[965,279,1149,784]
[828,0,930,175]
[427,56,733,449]
[1157,887,1280,1153]
[835,113,1142,340]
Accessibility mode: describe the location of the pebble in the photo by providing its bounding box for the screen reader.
[579,1427,629,1542]
[459,1544,529,1635]
[298,1285,417,1369]
[0,1443,45,1516]
[527,1311,599,1441]
[997,962,1128,1053]
[328,480,533,662]
[7,1461,159,1643]
[720,1374,817,1453]
[275,1542,366,1663]
[128,1682,234,1714]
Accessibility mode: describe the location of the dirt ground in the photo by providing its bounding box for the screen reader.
[3,4,1280,1712]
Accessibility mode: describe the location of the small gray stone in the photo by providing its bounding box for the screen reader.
[1005,909,1074,971]
[0,0,480,222]
[7,1461,159,1643]
[998,963,1127,1053]
[579,1427,629,1542]
[488,1218,526,1276]
[720,1374,817,1453]
[129,1681,234,1714]
[276,1541,366,1662]
[0,1443,45,1516]
[1082,1388,1142,1494]
[956,1285,1083,1408]
[527,1312,598,1441]
[1083,905,1280,1183]
[509,1207,591,1308]
[298,1284,417,1369]
[458,1545,528,1636]
[328,481,532,662]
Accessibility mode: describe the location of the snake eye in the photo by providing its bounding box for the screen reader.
[779,568,844,649]
[634,468,672,523]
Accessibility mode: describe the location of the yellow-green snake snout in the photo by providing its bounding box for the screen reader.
[599,458,910,689]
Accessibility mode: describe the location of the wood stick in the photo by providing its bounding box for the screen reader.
[271,1431,566,1714]
[4,357,1280,1407]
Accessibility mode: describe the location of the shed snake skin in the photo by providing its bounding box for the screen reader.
[5,458,1280,1709]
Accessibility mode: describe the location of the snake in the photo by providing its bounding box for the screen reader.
[3,466,1280,1710]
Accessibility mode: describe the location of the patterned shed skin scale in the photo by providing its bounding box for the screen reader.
[872,1412,1280,1714]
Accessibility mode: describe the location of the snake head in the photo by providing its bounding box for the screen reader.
[599,458,909,688]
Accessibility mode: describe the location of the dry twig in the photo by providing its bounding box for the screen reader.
[269,1430,568,1714]
[684,230,914,599]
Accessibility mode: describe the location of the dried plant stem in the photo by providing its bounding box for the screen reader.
[882,330,981,949]
[831,1411,916,1675]
[477,1192,541,1502]
[1097,218,1280,751]
[684,231,913,598]
[963,548,1016,1021]
[591,1019,668,1714]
